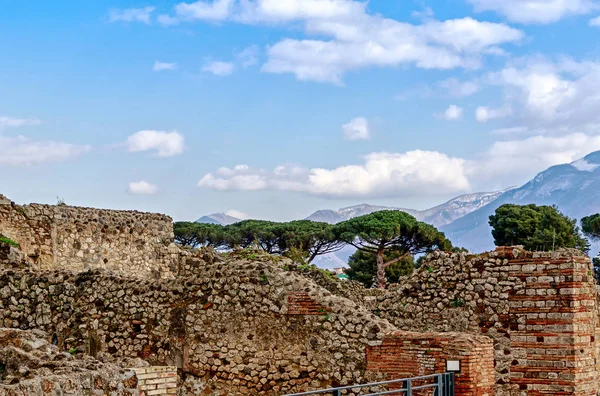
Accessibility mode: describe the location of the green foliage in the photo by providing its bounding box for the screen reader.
[259,273,269,285]
[174,219,347,263]
[593,256,600,285]
[283,246,309,264]
[337,210,452,288]
[279,220,345,263]
[336,210,452,256]
[173,222,228,249]
[225,220,284,253]
[451,297,465,307]
[489,204,589,252]
[0,235,19,248]
[345,250,414,287]
[581,214,600,241]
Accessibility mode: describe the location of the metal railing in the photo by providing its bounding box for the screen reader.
[284,373,455,396]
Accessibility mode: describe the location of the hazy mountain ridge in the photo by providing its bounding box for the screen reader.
[196,213,241,225]
[305,190,510,228]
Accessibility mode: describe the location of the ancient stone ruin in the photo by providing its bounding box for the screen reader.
[0,194,599,395]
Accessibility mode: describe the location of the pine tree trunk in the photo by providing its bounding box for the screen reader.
[376,249,386,289]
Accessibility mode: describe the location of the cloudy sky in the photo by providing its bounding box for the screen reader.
[3,0,600,221]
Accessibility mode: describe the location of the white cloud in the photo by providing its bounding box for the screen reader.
[263,16,522,84]
[165,1,522,84]
[0,116,41,129]
[468,0,597,24]
[108,7,155,24]
[175,0,233,21]
[198,151,471,198]
[237,45,259,68]
[484,57,600,134]
[342,117,370,140]
[469,133,600,187]
[174,0,366,23]
[475,105,513,122]
[0,135,90,166]
[153,61,178,71]
[126,130,185,157]
[128,181,158,195]
[590,15,600,25]
[436,105,463,120]
[437,78,480,97]
[490,126,529,135]
[202,61,235,76]
[224,209,249,219]
[158,14,180,26]
[412,7,435,20]
[199,131,600,198]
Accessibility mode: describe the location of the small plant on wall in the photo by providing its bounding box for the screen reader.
[0,235,19,248]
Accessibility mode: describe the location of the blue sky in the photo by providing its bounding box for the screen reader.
[3,0,600,221]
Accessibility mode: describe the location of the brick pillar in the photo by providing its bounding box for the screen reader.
[508,253,598,395]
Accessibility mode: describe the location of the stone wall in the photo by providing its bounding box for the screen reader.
[0,194,178,278]
[377,247,599,396]
[0,328,140,395]
[0,250,494,395]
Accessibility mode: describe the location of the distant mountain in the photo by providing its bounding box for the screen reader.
[196,213,241,225]
[442,151,600,253]
[306,190,509,269]
[305,190,510,228]
[306,204,418,224]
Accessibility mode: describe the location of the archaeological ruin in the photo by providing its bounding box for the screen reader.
[0,193,599,395]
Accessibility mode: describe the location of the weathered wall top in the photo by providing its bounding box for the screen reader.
[0,194,178,278]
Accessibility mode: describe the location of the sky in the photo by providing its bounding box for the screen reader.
[3,0,600,222]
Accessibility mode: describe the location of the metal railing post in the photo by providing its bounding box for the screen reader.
[332,390,341,396]
[406,379,412,396]
[436,374,443,396]
[450,372,455,396]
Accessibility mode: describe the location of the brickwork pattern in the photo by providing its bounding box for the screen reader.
[287,291,332,315]
[366,332,495,396]
[378,247,600,396]
[132,366,178,395]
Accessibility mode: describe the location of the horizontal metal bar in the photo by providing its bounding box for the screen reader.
[284,374,442,396]
[362,383,438,396]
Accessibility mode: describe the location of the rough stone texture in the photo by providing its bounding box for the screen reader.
[0,195,178,278]
[377,247,599,396]
[0,248,493,395]
[0,328,140,395]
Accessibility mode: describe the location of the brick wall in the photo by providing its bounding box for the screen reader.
[287,291,331,315]
[131,366,178,395]
[507,254,598,395]
[366,331,495,396]
[378,248,600,396]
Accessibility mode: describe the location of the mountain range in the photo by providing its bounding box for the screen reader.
[441,151,600,253]
[195,151,600,267]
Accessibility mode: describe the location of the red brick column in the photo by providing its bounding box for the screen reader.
[507,253,598,395]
